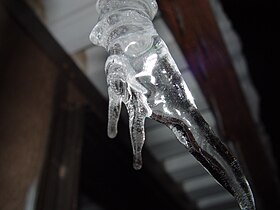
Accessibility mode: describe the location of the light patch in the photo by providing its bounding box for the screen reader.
[163,106,172,115]
[124,41,137,52]
[185,119,192,127]
[135,53,157,84]
[183,82,197,108]
[154,94,166,105]
[175,109,182,116]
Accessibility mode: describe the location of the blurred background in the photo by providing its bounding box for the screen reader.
[0,0,279,210]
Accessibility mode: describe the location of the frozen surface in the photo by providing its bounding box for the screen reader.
[89,0,255,209]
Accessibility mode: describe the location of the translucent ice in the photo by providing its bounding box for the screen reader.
[89,0,255,209]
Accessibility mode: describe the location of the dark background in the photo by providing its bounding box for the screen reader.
[220,0,279,168]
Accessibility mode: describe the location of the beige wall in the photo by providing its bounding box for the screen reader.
[0,4,58,210]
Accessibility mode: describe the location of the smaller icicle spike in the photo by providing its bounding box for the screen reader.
[89,0,255,209]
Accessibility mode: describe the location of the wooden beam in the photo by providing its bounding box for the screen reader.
[36,87,86,210]
[158,0,280,209]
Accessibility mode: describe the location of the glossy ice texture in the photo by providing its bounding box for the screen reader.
[89,0,255,209]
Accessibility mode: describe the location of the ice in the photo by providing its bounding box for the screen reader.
[89,0,255,209]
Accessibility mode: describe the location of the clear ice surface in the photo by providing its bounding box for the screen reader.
[89,0,255,209]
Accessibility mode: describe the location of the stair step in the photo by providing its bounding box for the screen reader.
[197,192,236,209]
[150,141,187,160]
[164,153,199,172]
[183,175,218,193]
[170,164,208,182]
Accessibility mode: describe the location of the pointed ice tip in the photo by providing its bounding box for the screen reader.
[133,162,142,170]
[108,127,117,139]
[108,132,117,139]
[133,153,143,170]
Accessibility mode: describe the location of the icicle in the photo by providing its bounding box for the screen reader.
[89,0,255,209]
